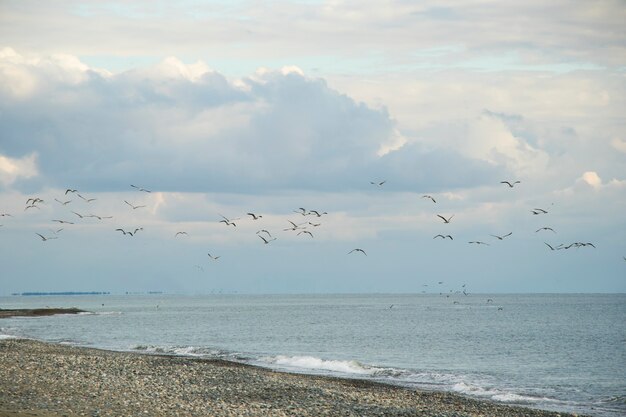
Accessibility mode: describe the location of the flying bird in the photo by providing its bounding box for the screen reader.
[130,184,151,193]
[298,230,314,238]
[433,234,453,240]
[436,214,454,224]
[219,219,237,227]
[500,181,521,188]
[256,229,272,237]
[370,180,386,186]
[54,198,72,205]
[308,210,327,217]
[490,232,512,240]
[52,219,74,225]
[0,213,12,217]
[124,200,146,210]
[308,222,321,227]
[532,208,548,215]
[468,241,490,246]
[348,248,367,256]
[283,220,304,231]
[65,189,78,195]
[35,233,57,241]
[115,228,134,236]
[422,195,436,203]
[247,213,263,220]
[258,235,277,244]
[536,227,556,233]
[71,211,86,219]
[78,194,96,203]
[544,242,557,251]
[175,232,188,237]
[207,253,221,260]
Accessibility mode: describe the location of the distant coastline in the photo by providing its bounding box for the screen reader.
[11,291,111,296]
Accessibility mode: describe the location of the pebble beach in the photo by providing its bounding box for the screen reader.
[0,339,586,417]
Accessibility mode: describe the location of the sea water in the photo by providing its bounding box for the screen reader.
[0,293,624,417]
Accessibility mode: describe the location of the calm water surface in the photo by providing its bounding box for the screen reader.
[1,293,624,417]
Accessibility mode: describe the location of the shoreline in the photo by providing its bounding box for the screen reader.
[0,338,589,417]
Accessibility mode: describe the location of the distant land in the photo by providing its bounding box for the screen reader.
[11,292,111,296]
[10,291,164,296]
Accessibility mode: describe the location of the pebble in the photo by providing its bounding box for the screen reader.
[0,339,589,417]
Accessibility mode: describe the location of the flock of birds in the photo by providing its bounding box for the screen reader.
[1,179,622,299]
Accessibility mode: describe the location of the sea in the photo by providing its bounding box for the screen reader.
[1,293,624,417]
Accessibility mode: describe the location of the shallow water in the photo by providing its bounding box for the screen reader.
[1,293,624,417]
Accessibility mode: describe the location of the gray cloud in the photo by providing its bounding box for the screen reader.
[0,54,500,194]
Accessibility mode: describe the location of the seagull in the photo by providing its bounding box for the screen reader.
[535,227,556,233]
[35,233,57,241]
[422,195,436,203]
[65,189,78,195]
[544,242,557,251]
[130,184,151,193]
[52,219,74,224]
[78,194,97,203]
[175,232,188,237]
[71,211,86,219]
[87,214,113,220]
[124,200,146,210]
[283,220,304,231]
[436,214,454,224]
[256,229,273,237]
[247,213,263,220]
[500,181,521,188]
[348,248,367,256]
[54,198,72,205]
[532,208,548,215]
[26,198,44,205]
[0,213,12,217]
[133,227,143,235]
[207,253,221,260]
[219,219,237,227]
[468,241,490,246]
[24,204,40,211]
[308,222,321,227]
[298,230,314,238]
[490,232,512,240]
[115,228,134,236]
[370,180,386,186]
[294,208,308,216]
[258,235,277,244]
[433,234,453,240]
[308,210,327,217]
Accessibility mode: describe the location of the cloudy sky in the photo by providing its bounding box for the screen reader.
[0,0,624,295]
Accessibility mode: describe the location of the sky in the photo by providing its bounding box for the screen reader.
[0,0,625,295]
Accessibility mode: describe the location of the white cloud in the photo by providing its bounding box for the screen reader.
[0,152,38,186]
[611,138,626,153]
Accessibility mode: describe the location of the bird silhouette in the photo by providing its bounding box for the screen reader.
[348,248,367,256]
[247,213,263,220]
[490,232,512,240]
[35,233,57,241]
[124,200,146,210]
[422,195,436,203]
[500,181,520,188]
[259,235,277,244]
[130,184,151,193]
[433,234,453,240]
[536,227,556,233]
[436,214,454,224]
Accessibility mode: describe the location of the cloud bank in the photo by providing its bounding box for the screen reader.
[0,49,505,194]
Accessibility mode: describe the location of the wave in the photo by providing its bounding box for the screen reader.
[129,344,248,361]
[452,382,560,405]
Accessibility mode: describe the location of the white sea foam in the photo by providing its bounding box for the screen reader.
[453,382,557,405]
[0,334,18,340]
[263,355,379,375]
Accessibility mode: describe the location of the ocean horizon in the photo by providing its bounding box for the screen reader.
[1,292,624,417]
